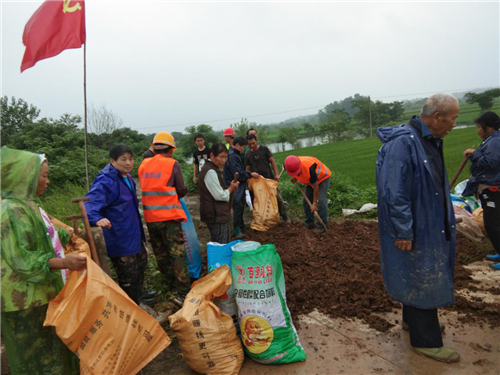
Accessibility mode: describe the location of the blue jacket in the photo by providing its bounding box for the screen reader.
[223,147,252,202]
[376,120,456,309]
[85,164,145,257]
[462,131,500,197]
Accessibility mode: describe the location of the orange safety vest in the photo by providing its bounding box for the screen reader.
[138,155,187,223]
[296,156,331,186]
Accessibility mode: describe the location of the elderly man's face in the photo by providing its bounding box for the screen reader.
[434,102,459,139]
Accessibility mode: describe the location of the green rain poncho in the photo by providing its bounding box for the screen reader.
[1,146,78,375]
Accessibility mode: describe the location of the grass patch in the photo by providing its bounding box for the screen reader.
[38,183,89,224]
[274,126,480,191]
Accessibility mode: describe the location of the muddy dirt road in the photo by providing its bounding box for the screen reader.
[140,195,499,375]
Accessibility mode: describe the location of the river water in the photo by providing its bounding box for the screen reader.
[267,135,324,153]
[266,125,473,154]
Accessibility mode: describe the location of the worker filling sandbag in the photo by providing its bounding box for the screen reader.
[231,243,306,364]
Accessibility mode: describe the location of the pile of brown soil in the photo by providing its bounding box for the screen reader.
[242,220,499,332]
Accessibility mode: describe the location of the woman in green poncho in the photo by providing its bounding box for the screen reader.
[1,146,87,375]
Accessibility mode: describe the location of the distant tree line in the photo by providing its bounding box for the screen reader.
[0,97,266,189]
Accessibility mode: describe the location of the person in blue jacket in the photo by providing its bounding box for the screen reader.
[376,94,460,363]
[85,145,150,304]
[462,111,500,270]
[223,137,259,239]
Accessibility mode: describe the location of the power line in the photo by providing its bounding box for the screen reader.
[136,87,496,132]
[372,88,474,100]
[137,105,325,131]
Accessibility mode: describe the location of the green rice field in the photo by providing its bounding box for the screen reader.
[274,125,482,190]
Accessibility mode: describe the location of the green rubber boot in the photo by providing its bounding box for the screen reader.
[413,347,460,363]
[234,226,245,239]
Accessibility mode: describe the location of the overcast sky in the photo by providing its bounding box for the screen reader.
[1,1,499,134]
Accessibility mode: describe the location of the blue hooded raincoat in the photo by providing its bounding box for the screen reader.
[85,164,145,257]
[376,119,456,309]
[462,130,500,197]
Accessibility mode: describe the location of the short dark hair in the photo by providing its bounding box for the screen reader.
[233,137,247,147]
[210,142,228,157]
[247,128,257,135]
[246,134,257,141]
[109,145,133,160]
[475,111,500,131]
[194,133,205,141]
[153,146,172,155]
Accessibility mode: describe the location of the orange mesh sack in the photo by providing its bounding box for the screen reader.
[248,177,279,232]
[44,254,170,375]
[169,265,244,375]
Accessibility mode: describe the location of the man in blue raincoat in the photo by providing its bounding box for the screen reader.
[376,94,460,363]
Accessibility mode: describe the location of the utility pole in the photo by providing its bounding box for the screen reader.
[368,96,373,138]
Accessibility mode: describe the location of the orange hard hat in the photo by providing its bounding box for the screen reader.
[223,128,235,137]
[284,155,301,176]
[151,132,176,150]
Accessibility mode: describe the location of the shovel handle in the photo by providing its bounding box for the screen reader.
[73,198,100,266]
[296,183,328,231]
[278,166,285,179]
[449,155,469,189]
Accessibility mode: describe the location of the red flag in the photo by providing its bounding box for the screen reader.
[21,0,86,72]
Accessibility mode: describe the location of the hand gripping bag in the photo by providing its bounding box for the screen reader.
[44,254,171,375]
[231,244,306,364]
[168,265,244,375]
[180,198,202,280]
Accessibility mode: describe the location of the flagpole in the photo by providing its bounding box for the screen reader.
[83,43,90,190]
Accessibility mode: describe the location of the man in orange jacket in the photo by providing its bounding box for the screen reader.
[284,155,331,232]
[139,132,190,306]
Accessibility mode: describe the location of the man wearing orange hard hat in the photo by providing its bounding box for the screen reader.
[284,155,331,232]
[223,127,235,149]
[138,131,190,306]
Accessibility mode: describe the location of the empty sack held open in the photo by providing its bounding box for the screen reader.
[247,177,279,232]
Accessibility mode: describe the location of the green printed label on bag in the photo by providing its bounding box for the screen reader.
[231,244,306,364]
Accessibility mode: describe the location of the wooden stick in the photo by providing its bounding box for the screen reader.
[229,172,239,208]
[295,183,328,231]
[449,155,469,189]
[72,197,100,266]
[278,166,285,179]
[66,215,81,234]
[83,44,90,190]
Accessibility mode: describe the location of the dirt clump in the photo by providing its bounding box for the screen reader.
[243,220,500,332]
[246,221,397,331]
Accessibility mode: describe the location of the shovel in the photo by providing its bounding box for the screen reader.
[295,183,328,232]
[67,197,100,266]
[449,155,469,189]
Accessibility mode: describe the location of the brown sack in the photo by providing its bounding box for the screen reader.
[44,254,170,375]
[248,177,279,232]
[473,207,487,235]
[169,265,244,375]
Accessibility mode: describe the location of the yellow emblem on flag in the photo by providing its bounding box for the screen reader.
[63,0,82,13]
